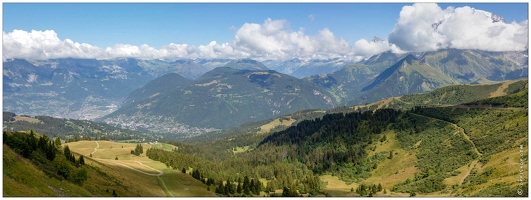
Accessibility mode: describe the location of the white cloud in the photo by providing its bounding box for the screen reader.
[3,19,370,61]
[3,29,102,60]
[388,3,528,52]
[3,4,528,62]
[352,39,392,57]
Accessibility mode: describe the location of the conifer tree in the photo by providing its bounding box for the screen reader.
[237,182,242,194]
[79,155,85,165]
[243,176,250,195]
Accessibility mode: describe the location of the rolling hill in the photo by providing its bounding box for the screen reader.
[189,86,528,197]
[3,130,215,197]
[5,79,527,197]
[183,79,527,144]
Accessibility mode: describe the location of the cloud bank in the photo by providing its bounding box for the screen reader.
[3,3,528,61]
[388,3,528,52]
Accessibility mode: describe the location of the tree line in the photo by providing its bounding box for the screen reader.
[3,130,88,185]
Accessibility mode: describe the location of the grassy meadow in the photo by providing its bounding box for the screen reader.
[65,140,216,197]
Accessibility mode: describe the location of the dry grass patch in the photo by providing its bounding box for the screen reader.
[233,146,250,154]
[444,160,478,186]
[372,131,401,155]
[321,175,358,197]
[14,116,42,123]
[149,143,178,151]
[453,147,528,196]
[489,80,512,98]
[364,149,419,189]
[365,130,418,189]
[82,155,165,197]
[259,116,295,134]
[68,140,215,197]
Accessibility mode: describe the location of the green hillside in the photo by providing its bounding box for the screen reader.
[349,79,528,112]
[307,49,527,106]
[152,86,528,197]
[5,79,528,197]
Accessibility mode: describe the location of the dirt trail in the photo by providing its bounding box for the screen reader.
[87,141,174,197]
[459,160,478,186]
[86,141,100,156]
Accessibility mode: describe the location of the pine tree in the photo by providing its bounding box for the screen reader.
[28,131,37,150]
[219,180,226,195]
[79,155,85,165]
[253,179,261,195]
[237,182,242,193]
[378,183,382,192]
[243,176,250,195]
[250,179,255,194]
[64,145,71,160]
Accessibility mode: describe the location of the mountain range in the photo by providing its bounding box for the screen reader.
[3,48,528,136]
[307,49,528,105]
[101,67,336,134]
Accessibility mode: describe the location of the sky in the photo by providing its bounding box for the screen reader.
[2,2,529,61]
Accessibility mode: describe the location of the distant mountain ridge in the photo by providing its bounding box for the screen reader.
[101,67,336,135]
[263,58,352,78]
[3,48,528,134]
[307,49,528,105]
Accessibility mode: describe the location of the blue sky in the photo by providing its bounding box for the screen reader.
[2,3,529,61]
[4,3,527,48]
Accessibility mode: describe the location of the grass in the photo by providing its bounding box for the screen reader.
[443,160,479,187]
[363,131,420,191]
[488,79,518,98]
[259,116,295,134]
[233,146,250,154]
[67,140,215,197]
[149,142,178,151]
[320,175,358,197]
[3,144,93,197]
[14,116,42,124]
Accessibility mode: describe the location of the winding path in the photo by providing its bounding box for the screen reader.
[88,141,100,156]
[88,141,174,197]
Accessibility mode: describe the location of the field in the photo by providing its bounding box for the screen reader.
[14,116,42,123]
[258,116,296,134]
[321,175,358,196]
[66,140,216,197]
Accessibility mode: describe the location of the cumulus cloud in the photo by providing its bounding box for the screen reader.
[389,3,528,52]
[3,29,102,60]
[234,18,356,60]
[351,37,407,58]
[3,18,375,61]
[3,4,528,62]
